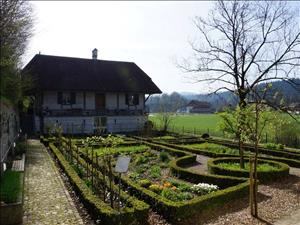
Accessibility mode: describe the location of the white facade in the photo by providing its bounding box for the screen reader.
[36,91,147,134]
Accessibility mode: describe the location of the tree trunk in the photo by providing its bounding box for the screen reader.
[238,95,247,169]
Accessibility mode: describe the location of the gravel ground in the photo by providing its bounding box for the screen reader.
[182,154,211,174]
[178,173,300,225]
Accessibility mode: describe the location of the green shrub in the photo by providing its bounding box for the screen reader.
[264,143,280,150]
[161,188,193,202]
[0,170,22,203]
[208,157,290,183]
[48,143,149,225]
[150,165,161,179]
[167,178,192,192]
[159,151,170,162]
[149,184,162,193]
[15,142,26,155]
[138,179,151,188]
[135,155,148,165]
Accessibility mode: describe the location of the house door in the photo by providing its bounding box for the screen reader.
[95,94,105,110]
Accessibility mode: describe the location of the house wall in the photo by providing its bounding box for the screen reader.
[85,92,95,109]
[42,91,145,110]
[35,115,146,134]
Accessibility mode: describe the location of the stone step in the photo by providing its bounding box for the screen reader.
[12,154,25,172]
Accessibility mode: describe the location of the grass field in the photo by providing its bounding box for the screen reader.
[149,113,300,147]
[149,113,223,136]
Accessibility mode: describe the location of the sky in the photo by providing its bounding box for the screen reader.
[23,1,214,94]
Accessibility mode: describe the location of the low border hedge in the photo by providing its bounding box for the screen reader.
[208,157,289,183]
[48,143,149,225]
[152,139,300,168]
[119,140,249,223]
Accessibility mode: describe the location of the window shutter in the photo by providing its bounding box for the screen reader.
[57,92,62,104]
[125,94,129,105]
[134,94,139,105]
[71,92,76,104]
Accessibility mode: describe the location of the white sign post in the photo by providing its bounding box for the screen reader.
[114,156,131,211]
[115,156,131,173]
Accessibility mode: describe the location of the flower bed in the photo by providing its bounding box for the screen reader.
[208,157,290,183]
[117,141,249,223]
[48,143,149,225]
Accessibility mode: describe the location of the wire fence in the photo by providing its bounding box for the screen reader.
[153,123,300,148]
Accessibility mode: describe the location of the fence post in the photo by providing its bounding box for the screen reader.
[86,149,89,178]
[76,146,79,167]
[91,149,94,190]
[249,156,254,216]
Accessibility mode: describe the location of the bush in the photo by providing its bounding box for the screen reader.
[149,184,163,193]
[159,151,170,162]
[191,183,219,195]
[48,143,149,225]
[161,188,193,202]
[15,142,26,155]
[208,157,290,183]
[134,155,148,165]
[138,179,151,188]
[264,143,283,150]
[150,165,161,179]
[0,170,22,203]
[201,133,210,139]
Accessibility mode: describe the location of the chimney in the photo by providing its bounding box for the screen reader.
[92,48,98,60]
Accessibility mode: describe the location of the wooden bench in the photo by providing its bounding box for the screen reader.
[12,154,25,172]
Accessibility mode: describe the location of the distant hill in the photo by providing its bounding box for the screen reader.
[147,79,300,113]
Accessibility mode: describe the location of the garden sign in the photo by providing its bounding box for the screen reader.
[115,156,131,173]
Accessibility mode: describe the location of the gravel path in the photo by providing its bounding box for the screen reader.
[175,165,300,225]
[23,140,84,225]
[182,154,211,174]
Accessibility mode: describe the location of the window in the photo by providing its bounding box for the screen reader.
[57,92,76,105]
[125,94,139,106]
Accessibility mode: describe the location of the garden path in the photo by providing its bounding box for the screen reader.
[273,166,300,225]
[23,139,84,225]
[182,154,211,174]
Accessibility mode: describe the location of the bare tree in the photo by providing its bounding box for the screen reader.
[0,0,34,106]
[180,0,300,168]
[0,0,33,68]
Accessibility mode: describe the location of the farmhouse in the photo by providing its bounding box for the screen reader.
[179,100,214,113]
[22,49,161,134]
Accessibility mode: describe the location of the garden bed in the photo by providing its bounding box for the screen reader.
[208,157,289,183]
[48,142,149,225]
[0,170,24,225]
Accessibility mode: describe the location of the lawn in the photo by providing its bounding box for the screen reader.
[149,113,223,136]
[0,170,22,203]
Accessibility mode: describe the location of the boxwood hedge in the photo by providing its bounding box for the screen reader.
[119,140,249,223]
[208,157,289,183]
[48,143,149,225]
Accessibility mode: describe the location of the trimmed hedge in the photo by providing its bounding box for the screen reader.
[209,139,300,161]
[208,157,289,183]
[48,143,149,225]
[121,175,249,223]
[170,155,247,189]
[119,140,249,223]
[153,139,300,168]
